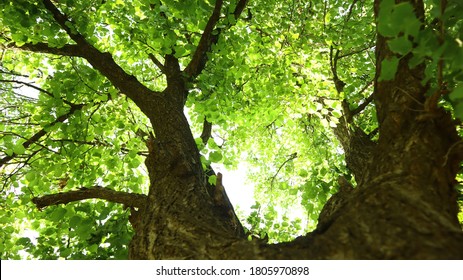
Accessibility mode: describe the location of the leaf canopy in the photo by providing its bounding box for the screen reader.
[0,0,462,259]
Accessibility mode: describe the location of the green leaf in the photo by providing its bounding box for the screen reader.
[75,222,92,239]
[307,187,317,200]
[11,33,28,46]
[379,57,400,81]
[378,1,420,38]
[388,36,413,55]
[378,0,395,16]
[25,171,36,182]
[88,244,98,253]
[377,21,398,38]
[227,13,236,25]
[450,84,463,102]
[128,157,142,168]
[250,202,260,210]
[208,175,217,186]
[69,215,83,228]
[50,208,67,222]
[16,237,32,246]
[209,151,222,163]
[97,94,108,102]
[298,169,309,177]
[453,102,463,120]
[5,149,13,157]
[13,143,26,155]
[377,0,397,37]
[60,248,72,258]
[174,45,188,58]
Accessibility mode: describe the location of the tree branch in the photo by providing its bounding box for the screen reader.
[233,0,249,20]
[40,0,91,48]
[351,92,374,117]
[328,44,376,184]
[39,0,161,113]
[329,46,346,93]
[184,0,248,78]
[200,117,213,145]
[270,152,298,190]
[9,42,85,58]
[50,138,149,156]
[337,44,374,60]
[31,186,147,210]
[184,0,223,78]
[0,78,77,106]
[148,53,166,73]
[343,0,359,26]
[0,103,83,168]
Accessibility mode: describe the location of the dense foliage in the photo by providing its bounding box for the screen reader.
[1,0,462,259]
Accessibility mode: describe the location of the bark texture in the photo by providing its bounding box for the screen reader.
[128,67,248,259]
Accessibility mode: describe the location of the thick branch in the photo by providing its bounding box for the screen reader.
[39,0,161,113]
[184,0,248,78]
[10,42,85,58]
[40,0,97,50]
[233,0,249,19]
[328,46,376,183]
[32,186,147,209]
[329,46,346,93]
[373,0,426,133]
[184,0,223,78]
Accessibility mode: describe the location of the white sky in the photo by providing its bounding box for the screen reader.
[212,163,255,215]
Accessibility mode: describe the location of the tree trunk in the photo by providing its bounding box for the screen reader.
[127,55,246,259]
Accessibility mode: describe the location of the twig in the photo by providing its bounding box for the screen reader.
[270,153,298,190]
[442,140,463,167]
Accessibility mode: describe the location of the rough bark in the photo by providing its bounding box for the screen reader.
[128,64,248,259]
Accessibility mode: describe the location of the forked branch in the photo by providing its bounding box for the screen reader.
[39,0,161,111]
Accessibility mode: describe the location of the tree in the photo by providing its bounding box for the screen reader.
[1,0,463,259]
